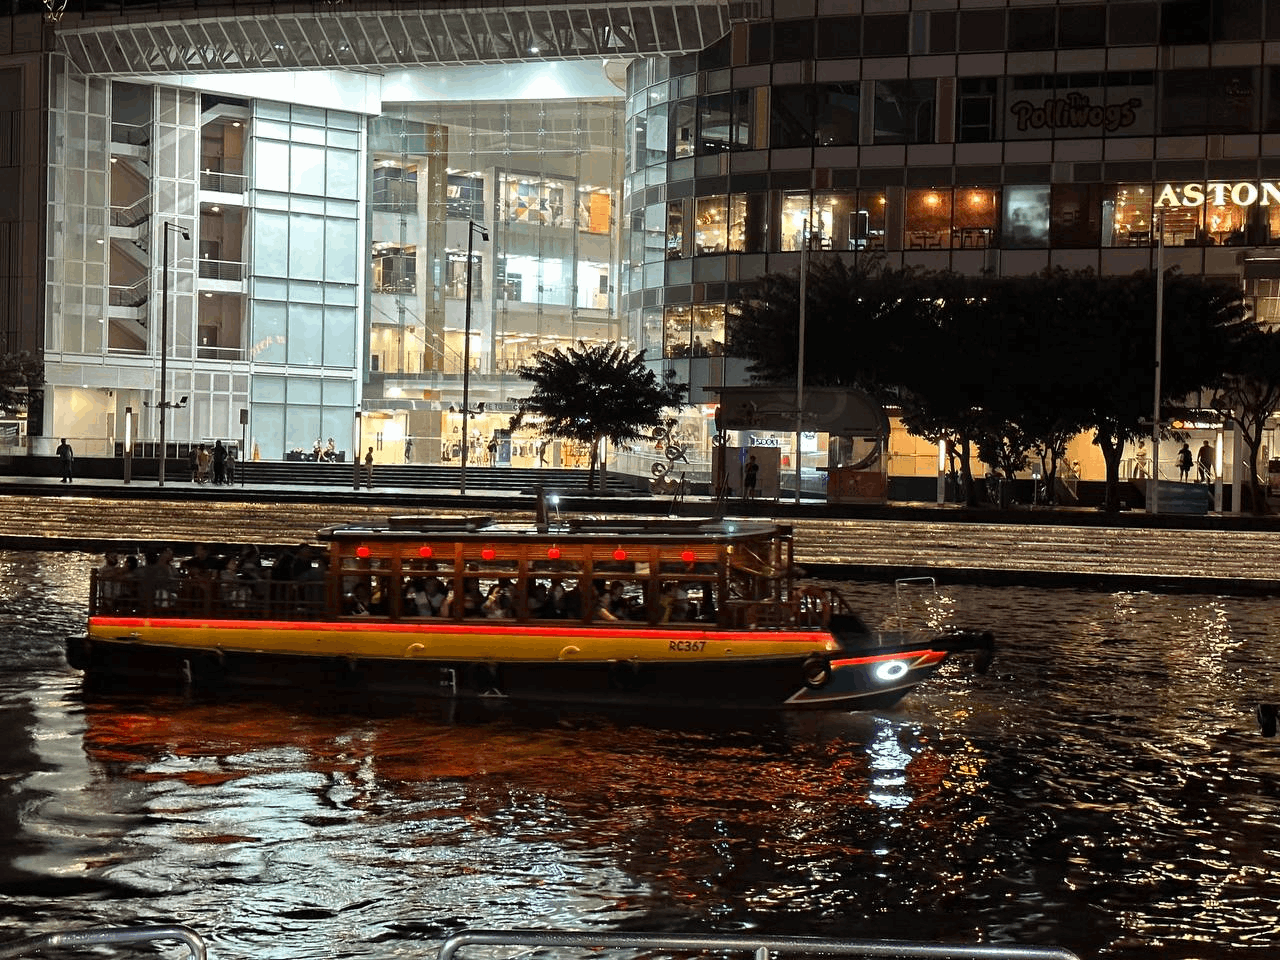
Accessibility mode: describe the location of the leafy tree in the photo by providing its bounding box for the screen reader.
[1079,269,1244,511]
[1212,323,1280,513]
[0,351,43,414]
[512,342,687,490]
[728,254,922,391]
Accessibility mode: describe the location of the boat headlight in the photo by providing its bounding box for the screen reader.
[873,660,910,682]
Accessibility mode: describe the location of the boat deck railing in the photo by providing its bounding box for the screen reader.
[0,925,1082,960]
[0,925,206,960]
[439,928,1084,960]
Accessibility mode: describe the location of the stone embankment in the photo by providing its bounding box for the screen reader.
[1,489,1275,594]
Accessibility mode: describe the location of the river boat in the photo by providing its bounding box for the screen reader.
[67,514,994,712]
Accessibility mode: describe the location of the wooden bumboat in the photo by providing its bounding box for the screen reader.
[67,515,994,712]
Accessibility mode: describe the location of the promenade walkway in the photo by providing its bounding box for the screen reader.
[0,476,1275,594]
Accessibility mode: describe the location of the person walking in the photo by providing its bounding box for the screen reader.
[213,439,227,485]
[55,438,74,483]
[1176,442,1193,482]
[743,454,759,499]
[364,446,375,489]
[1196,440,1214,483]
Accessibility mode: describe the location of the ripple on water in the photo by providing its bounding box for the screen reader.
[3,555,1280,960]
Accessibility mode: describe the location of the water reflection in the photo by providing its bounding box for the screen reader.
[2,553,1280,960]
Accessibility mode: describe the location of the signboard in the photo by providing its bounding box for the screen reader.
[715,386,888,436]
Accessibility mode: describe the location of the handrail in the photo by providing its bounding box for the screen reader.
[0,925,206,960]
[438,929,1082,960]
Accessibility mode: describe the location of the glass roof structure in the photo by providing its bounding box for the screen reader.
[52,0,747,75]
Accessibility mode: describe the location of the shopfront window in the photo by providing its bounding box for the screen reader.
[780,192,813,251]
[671,98,696,157]
[698,90,751,154]
[444,252,481,300]
[1202,183,1251,245]
[952,187,999,248]
[873,79,935,144]
[728,194,768,253]
[1103,183,1152,247]
[1050,184,1101,248]
[693,196,728,254]
[811,192,857,250]
[499,173,571,226]
[905,188,953,249]
[816,84,860,146]
[1003,185,1051,248]
[664,304,692,358]
[446,174,484,221]
[691,304,725,357]
[577,187,612,234]
[667,199,688,259]
[373,243,415,293]
[641,306,663,355]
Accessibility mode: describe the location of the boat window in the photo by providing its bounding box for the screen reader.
[340,556,393,616]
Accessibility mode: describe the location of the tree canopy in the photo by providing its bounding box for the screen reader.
[731,258,1251,511]
[0,351,43,415]
[512,341,687,489]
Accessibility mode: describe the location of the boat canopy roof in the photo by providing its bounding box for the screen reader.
[317,516,790,546]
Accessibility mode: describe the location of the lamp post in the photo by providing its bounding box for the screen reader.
[123,406,132,484]
[158,221,189,487]
[460,220,489,496]
[1149,209,1165,514]
[795,217,809,504]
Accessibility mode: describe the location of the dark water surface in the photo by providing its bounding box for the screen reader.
[2,551,1279,960]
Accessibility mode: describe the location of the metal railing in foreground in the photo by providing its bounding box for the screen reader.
[0,925,206,960]
[439,929,1083,960]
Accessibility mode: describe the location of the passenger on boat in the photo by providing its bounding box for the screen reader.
[183,543,214,580]
[97,552,124,611]
[659,582,690,622]
[592,580,618,621]
[138,549,176,611]
[606,580,635,620]
[219,556,252,609]
[347,582,372,616]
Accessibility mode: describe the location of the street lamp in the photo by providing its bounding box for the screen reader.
[460,220,489,496]
[158,220,189,486]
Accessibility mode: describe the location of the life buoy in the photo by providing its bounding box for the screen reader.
[801,654,832,689]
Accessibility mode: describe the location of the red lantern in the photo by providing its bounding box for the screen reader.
[481,546,496,561]
[681,549,696,563]
[547,546,561,560]
[355,545,371,559]
[419,545,433,558]
[612,548,627,561]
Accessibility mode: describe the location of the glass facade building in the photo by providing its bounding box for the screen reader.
[621,1,1280,491]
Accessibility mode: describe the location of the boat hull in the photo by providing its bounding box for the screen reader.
[68,618,956,712]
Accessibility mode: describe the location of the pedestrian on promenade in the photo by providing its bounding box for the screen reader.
[56,438,73,483]
[1177,442,1193,482]
[404,436,413,463]
[743,455,759,499]
[213,440,227,485]
[1197,440,1214,483]
[364,447,375,489]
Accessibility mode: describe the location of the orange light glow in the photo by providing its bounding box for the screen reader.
[356,545,371,559]
[612,548,627,561]
[681,550,695,563]
[547,546,561,560]
[418,546,433,558]
[481,547,496,561]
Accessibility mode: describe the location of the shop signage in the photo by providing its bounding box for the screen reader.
[1155,182,1280,208]
[1010,93,1142,133]
[749,436,782,447]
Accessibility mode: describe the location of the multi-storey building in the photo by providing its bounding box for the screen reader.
[8,1,730,468]
[4,1,1280,493]
[621,1,1280,491]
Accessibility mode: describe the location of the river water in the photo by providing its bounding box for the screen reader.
[2,550,1279,960]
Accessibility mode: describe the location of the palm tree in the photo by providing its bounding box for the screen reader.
[512,342,687,490]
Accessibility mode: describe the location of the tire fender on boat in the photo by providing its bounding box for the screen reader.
[609,658,644,691]
[801,654,832,689]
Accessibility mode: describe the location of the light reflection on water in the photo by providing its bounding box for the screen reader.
[1,552,1279,960]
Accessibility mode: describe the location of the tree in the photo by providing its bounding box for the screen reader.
[1212,324,1280,514]
[0,351,43,415]
[512,342,687,490]
[728,254,922,391]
